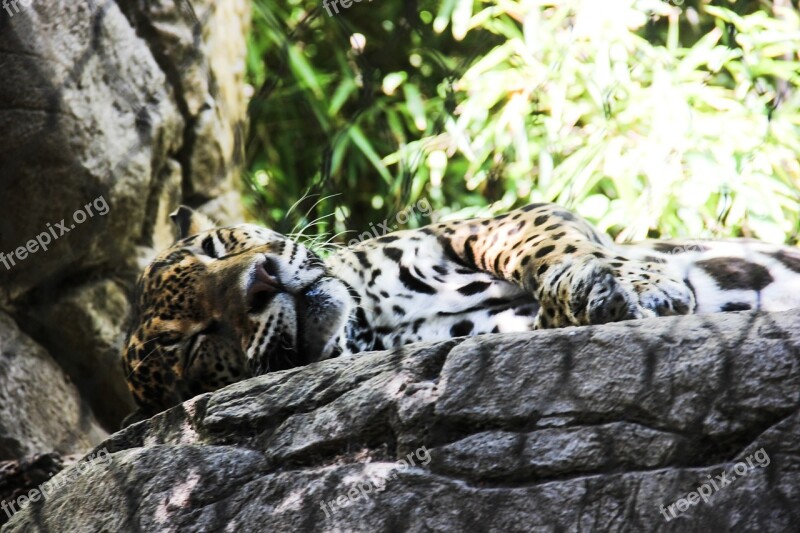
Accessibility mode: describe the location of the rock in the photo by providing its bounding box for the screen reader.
[0,1,183,300]
[116,0,251,207]
[0,0,250,439]
[0,0,249,300]
[5,310,799,531]
[0,312,106,462]
[21,280,136,430]
[0,453,63,528]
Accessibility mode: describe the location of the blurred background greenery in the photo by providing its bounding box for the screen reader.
[244,0,800,249]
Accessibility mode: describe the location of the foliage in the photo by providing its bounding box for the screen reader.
[244,0,800,247]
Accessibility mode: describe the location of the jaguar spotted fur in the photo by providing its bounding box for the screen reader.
[121,203,800,422]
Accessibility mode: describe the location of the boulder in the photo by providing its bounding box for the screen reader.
[0,1,182,300]
[0,0,251,432]
[5,310,799,531]
[0,312,106,462]
[0,0,249,300]
[21,280,136,430]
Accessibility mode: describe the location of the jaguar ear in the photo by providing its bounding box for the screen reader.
[169,205,217,240]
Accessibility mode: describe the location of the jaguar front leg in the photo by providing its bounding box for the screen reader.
[432,203,695,328]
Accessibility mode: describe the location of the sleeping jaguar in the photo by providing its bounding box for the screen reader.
[122,203,800,421]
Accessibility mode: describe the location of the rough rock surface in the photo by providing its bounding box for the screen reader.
[20,280,136,429]
[0,453,63,527]
[0,0,250,443]
[5,310,799,532]
[0,313,106,462]
[0,0,249,298]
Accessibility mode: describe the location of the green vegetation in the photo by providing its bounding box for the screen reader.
[244,0,800,247]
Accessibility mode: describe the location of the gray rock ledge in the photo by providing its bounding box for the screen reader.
[4,310,799,532]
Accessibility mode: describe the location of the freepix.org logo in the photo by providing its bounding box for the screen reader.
[346,199,432,247]
[1,448,112,520]
[320,445,431,519]
[322,0,374,18]
[658,448,771,521]
[0,195,110,271]
[2,0,34,18]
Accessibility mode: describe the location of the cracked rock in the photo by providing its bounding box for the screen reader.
[4,310,799,531]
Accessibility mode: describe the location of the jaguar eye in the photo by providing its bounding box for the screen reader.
[185,322,220,353]
[201,236,218,258]
[158,333,184,346]
[198,321,220,336]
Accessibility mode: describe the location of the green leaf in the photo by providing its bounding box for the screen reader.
[349,125,393,184]
[329,78,357,116]
[288,46,324,99]
[403,84,428,131]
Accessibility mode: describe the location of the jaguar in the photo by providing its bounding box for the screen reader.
[121,202,800,423]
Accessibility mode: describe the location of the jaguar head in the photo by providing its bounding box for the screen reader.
[122,206,353,415]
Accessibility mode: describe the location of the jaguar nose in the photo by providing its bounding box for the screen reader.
[247,260,281,312]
